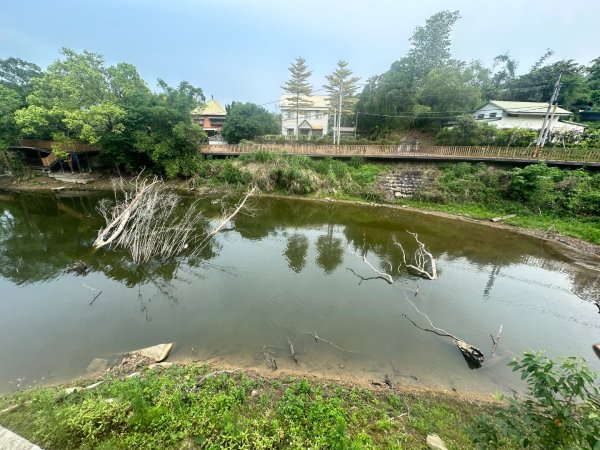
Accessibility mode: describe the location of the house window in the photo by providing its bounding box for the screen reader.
[305,111,312,119]
[489,112,497,118]
[316,112,322,119]
[286,112,293,119]
[477,114,484,119]
[507,113,518,117]
[287,128,294,136]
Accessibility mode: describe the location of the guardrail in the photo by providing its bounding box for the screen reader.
[199,144,600,164]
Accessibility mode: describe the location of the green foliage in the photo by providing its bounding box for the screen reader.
[0,365,502,449]
[221,102,280,144]
[418,162,600,219]
[471,352,600,449]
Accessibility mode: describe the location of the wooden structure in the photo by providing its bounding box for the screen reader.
[7,139,99,172]
[199,143,600,168]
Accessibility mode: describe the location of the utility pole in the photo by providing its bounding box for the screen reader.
[354,111,358,139]
[336,82,343,145]
[536,73,562,148]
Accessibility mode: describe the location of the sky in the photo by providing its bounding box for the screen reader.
[2,0,599,111]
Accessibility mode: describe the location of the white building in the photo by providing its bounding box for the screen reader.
[280,95,330,137]
[473,100,585,133]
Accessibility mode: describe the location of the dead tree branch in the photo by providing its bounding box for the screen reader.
[83,284,103,305]
[93,177,255,264]
[490,324,503,357]
[349,251,393,284]
[288,338,299,364]
[394,231,437,280]
[193,186,256,256]
[303,331,358,354]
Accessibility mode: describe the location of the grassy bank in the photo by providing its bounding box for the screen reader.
[0,364,502,449]
[191,153,600,245]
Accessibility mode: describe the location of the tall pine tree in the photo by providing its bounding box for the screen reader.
[281,57,312,136]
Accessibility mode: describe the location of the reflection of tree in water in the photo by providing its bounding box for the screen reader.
[315,224,344,274]
[284,233,309,273]
[0,193,218,287]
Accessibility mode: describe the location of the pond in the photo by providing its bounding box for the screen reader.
[0,192,599,394]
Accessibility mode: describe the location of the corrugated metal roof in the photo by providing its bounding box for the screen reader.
[192,99,227,116]
[488,100,571,115]
[280,95,330,109]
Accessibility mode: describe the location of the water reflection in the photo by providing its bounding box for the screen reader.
[315,224,344,274]
[283,233,309,273]
[0,193,219,286]
[1,193,600,393]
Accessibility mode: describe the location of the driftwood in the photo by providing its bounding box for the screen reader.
[288,338,299,364]
[304,331,358,354]
[394,231,437,280]
[83,284,103,305]
[490,324,503,357]
[350,252,393,284]
[491,214,516,223]
[93,175,255,263]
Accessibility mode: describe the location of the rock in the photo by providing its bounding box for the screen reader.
[64,387,82,395]
[426,434,448,450]
[251,389,258,397]
[86,357,108,373]
[131,343,173,363]
[148,362,174,370]
[84,381,104,390]
[126,372,140,378]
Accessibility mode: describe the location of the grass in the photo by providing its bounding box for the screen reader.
[0,364,507,450]
[401,200,600,244]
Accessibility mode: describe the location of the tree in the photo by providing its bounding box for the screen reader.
[323,60,360,144]
[11,48,207,177]
[0,57,42,97]
[0,57,42,146]
[356,10,462,136]
[407,10,461,83]
[14,48,125,143]
[418,63,482,126]
[221,102,279,144]
[281,57,312,136]
[502,57,588,111]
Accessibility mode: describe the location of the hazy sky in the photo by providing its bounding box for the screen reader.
[2,0,598,111]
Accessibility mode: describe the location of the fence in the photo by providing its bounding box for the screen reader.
[199,144,600,164]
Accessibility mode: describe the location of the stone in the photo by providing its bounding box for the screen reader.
[86,357,108,373]
[426,433,448,450]
[251,389,258,397]
[0,425,43,450]
[64,387,82,395]
[148,362,174,370]
[131,343,173,363]
[84,381,104,390]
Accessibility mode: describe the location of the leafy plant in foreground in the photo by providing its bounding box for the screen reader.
[471,351,600,449]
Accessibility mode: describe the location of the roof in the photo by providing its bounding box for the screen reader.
[280,95,330,109]
[192,99,227,116]
[485,100,572,116]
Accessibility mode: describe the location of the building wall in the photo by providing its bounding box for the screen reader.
[281,109,329,136]
[473,104,577,131]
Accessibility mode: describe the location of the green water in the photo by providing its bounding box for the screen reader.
[0,192,599,393]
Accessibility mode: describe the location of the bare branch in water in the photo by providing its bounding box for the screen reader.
[394,231,437,280]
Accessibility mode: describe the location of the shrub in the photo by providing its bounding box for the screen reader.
[471,351,600,449]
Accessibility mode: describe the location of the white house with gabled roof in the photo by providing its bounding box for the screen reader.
[280,95,330,137]
[473,100,585,133]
